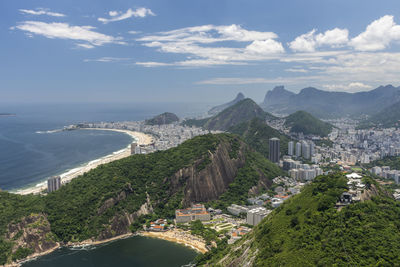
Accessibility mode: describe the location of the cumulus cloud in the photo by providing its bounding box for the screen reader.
[245,39,284,54]
[13,21,125,47]
[19,8,65,17]
[316,28,349,47]
[289,28,348,52]
[350,15,400,51]
[98,7,155,24]
[289,30,317,52]
[135,24,284,67]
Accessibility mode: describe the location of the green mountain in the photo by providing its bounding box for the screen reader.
[284,110,333,137]
[208,92,245,115]
[358,101,400,128]
[0,134,282,265]
[201,174,400,266]
[262,85,400,118]
[185,98,276,131]
[145,112,179,125]
[229,118,290,158]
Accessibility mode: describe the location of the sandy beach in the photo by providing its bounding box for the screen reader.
[13,128,153,195]
[140,229,208,254]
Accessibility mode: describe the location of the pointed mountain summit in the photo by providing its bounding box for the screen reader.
[185,98,276,131]
[208,92,245,115]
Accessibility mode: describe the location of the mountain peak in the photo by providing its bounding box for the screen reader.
[208,92,246,115]
[236,92,245,100]
[263,85,294,106]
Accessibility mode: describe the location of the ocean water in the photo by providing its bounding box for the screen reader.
[22,236,198,267]
[0,102,209,266]
[0,102,210,191]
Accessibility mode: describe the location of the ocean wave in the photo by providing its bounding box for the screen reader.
[36,129,63,134]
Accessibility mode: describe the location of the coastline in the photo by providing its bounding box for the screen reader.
[13,128,153,195]
[139,229,208,254]
[5,229,204,267]
[5,243,61,267]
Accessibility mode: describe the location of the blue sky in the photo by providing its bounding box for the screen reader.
[1,0,400,103]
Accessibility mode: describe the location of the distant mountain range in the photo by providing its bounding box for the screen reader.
[358,100,400,129]
[145,112,179,125]
[262,85,400,118]
[185,98,276,131]
[208,92,245,115]
[284,111,334,137]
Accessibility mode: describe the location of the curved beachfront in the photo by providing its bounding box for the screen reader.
[14,128,153,195]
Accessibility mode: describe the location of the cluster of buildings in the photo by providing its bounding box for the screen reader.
[371,166,400,183]
[282,157,323,181]
[226,176,303,226]
[77,121,218,154]
[336,173,366,208]
[288,140,316,160]
[175,204,211,223]
[326,126,400,166]
[147,219,169,232]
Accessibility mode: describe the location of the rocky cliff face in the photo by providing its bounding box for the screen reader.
[99,139,248,239]
[6,214,58,260]
[97,192,153,240]
[178,140,246,207]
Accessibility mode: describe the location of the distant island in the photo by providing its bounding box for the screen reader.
[0,113,16,116]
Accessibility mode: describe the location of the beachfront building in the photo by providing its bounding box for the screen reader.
[130,142,137,155]
[175,204,211,223]
[47,176,61,192]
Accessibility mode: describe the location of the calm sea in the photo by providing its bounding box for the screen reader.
[22,236,198,267]
[0,102,210,266]
[0,102,210,191]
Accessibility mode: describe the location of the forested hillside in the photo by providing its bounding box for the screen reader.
[201,174,400,266]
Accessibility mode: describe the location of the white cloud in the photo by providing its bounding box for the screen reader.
[285,68,308,73]
[316,28,349,47]
[136,59,248,68]
[13,21,125,47]
[289,30,317,52]
[76,43,95,49]
[322,82,372,91]
[135,24,283,67]
[98,7,155,24]
[19,8,65,17]
[84,57,130,62]
[245,39,284,54]
[197,76,322,85]
[350,15,400,51]
[109,11,119,17]
[289,28,348,52]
